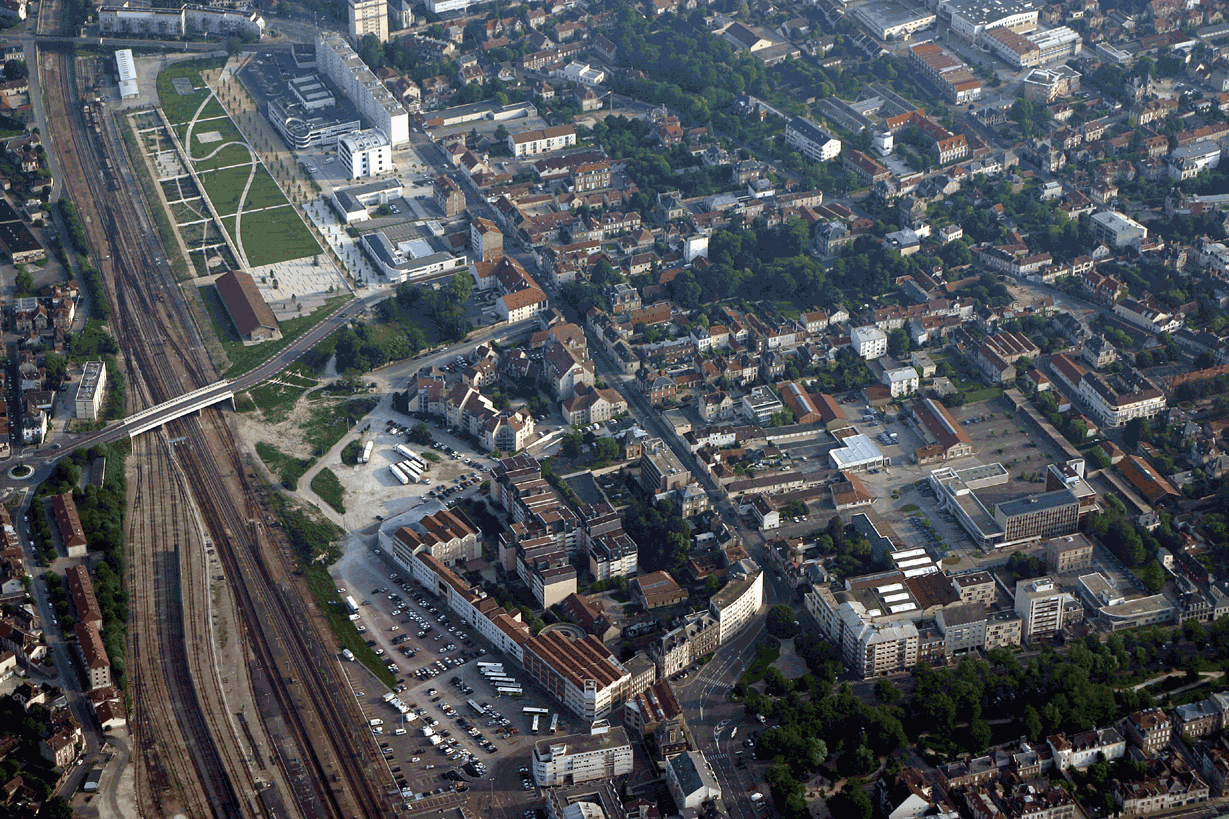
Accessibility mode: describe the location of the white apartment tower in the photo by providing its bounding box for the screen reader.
[349,0,388,42]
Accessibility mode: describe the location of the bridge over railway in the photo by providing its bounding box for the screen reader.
[24,292,378,462]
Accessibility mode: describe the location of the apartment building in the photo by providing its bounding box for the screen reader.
[1045,533,1094,574]
[851,325,888,359]
[784,117,841,161]
[98,4,266,38]
[73,361,107,421]
[509,125,577,157]
[316,34,410,146]
[66,565,102,630]
[388,508,482,568]
[588,532,638,581]
[532,725,634,786]
[710,559,765,643]
[523,632,630,721]
[908,41,983,104]
[1079,370,1166,429]
[624,680,690,759]
[516,537,577,608]
[1123,708,1172,756]
[75,622,111,690]
[348,0,387,41]
[338,129,392,179]
[51,493,87,557]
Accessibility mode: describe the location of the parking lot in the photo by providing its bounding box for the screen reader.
[332,553,571,813]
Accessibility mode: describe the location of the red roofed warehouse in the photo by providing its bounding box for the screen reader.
[214,270,282,344]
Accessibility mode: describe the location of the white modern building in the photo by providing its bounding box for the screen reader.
[338,129,392,179]
[348,0,387,41]
[532,725,633,787]
[316,34,410,146]
[554,62,606,87]
[1090,210,1147,248]
[785,117,842,162]
[74,362,108,421]
[1014,577,1074,640]
[828,434,887,472]
[851,325,888,359]
[883,367,920,397]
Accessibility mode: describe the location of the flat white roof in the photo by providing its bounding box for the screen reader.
[893,548,928,559]
[881,592,912,604]
[829,434,884,469]
[116,49,138,98]
[876,582,905,593]
[888,603,918,614]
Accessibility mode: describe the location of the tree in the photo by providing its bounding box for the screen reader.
[888,328,911,358]
[14,268,33,297]
[494,124,509,143]
[766,604,798,638]
[875,678,902,703]
[560,431,583,460]
[409,423,432,444]
[828,778,873,819]
[448,270,473,305]
[37,797,74,819]
[1023,704,1043,742]
[594,437,619,462]
[3,59,27,81]
[226,37,243,57]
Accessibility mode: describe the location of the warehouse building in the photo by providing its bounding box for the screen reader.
[854,0,936,40]
[115,49,138,99]
[214,270,281,344]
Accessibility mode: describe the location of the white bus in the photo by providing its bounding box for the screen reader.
[343,596,360,615]
[549,713,558,735]
[468,700,487,716]
[531,714,540,734]
[359,441,373,464]
[496,687,523,697]
[522,707,550,715]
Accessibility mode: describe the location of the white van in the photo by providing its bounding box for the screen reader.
[369,719,384,726]
[395,728,407,735]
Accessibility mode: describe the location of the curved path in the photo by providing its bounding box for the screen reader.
[184,90,258,269]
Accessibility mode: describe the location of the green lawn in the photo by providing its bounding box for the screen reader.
[230,205,322,268]
[248,374,318,422]
[156,58,226,124]
[737,643,782,688]
[964,387,1004,403]
[198,164,256,216]
[311,467,347,514]
[192,141,252,174]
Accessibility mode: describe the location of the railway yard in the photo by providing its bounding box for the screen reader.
[34,7,400,816]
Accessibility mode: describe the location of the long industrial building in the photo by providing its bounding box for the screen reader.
[315,34,410,146]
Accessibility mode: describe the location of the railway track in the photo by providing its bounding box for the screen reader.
[39,38,395,819]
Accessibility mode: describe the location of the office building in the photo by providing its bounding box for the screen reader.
[930,463,1079,549]
[532,725,634,787]
[315,34,410,146]
[360,224,468,283]
[348,0,387,42]
[338,129,392,179]
[74,361,107,421]
[995,490,1080,544]
[784,117,842,162]
[1014,577,1073,640]
[1044,533,1094,574]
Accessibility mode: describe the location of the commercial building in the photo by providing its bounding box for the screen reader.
[424,0,481,12]
[214,270,281,344]
[938,0,1038,41]
[115,49,138,100]
[829,434,887,472]
[1014,577,1074,640]
[267,96,363,151]
[74,361,107,421]
[331,179,403,223]
[853,0,936,40]
[532,725,634,787]
[1078,572,1176,631]
[348,0,387,42]
[360,224,469,283]
[315,34,410,146]
[784,117,842,162]
[930,463,1079,549]
[522,632,630,721]
[851,325,888,359]
[1090,210,1148,248]
[99,4,266,38]
[509,125,577,158]
[337,129,392,179]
